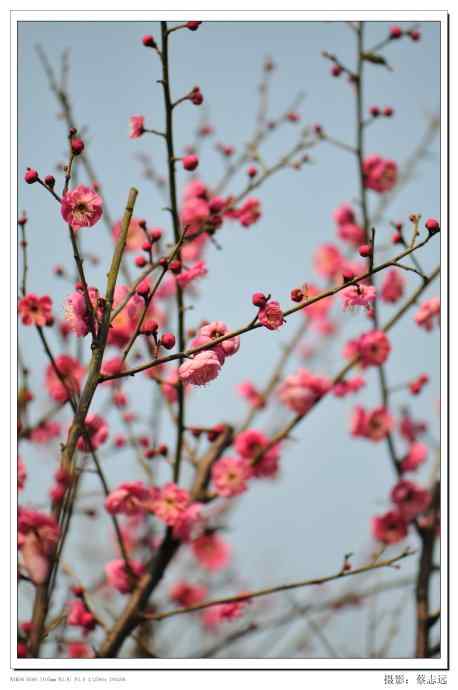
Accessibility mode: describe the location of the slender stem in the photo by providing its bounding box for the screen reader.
[159,22,186,483]
[143,549,415,622]
[100,235,436,383]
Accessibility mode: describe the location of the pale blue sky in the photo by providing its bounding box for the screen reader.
[17,20,440,658]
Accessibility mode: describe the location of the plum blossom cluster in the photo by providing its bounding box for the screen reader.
[372,479,432,545]
[178,320,240,386]
[414,297,440,332]
[343,330,391,368]
[64,286,102,337]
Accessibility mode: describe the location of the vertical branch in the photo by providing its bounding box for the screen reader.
[159,22,186,483]
[415,482,440,657]
[28,188,138,657]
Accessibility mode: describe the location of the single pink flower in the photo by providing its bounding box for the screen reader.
[400,442,428,473]
[108,285,144,347]
[278,368,332,415]
[172,502,205,542]
[105,558,145,594]
[191,532,231,571]
[371,510,408,544]
[105,481,154,516]
[76,414,108,451]
[226,197,261,227]
[234,428,281,479]
[340,284,376,310]
[380,269,406,303]
[176,260,208,289]
[68,642,95,658]
[18,457,27,491]
[258,300,284,330]
[333,203,355,226]
[337,223,366,246]
[112,217,150,252]
[414,297,440,331]
[198,320,240,359]
[100,356,124,384]
[64,287,101,337]
[399,413,428,443]
[30,420,61,443]
[18,508,60,584]
[18,294,53,327]
[344,330,391,368]
[237,380,265,409]
[302,284,334,322]
[390,480,431,521]
[314,244,343,280]
[61,185,103,230]
[129,115,145,139]
[363,155,398,193]
[201,604,227,629]
[350,405,395,442]
[212,456,251,497]
[67,599,96,633]
[178,350,222,386]
[151,482,190,527]
[45,355,85,402]
[332,376,366,398]
[169,581,208,607]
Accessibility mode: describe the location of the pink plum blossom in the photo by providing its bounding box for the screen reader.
[211,456,251,497]
[169,581,208,607]
[380,269,406,303]
[340,284,376,310]
[371,510,408,544]
[258,300,284,330]
[129,115,145,139]
[18,457,27,491]
[76,414,108,451]
[363,155,398,193]
[45,355,85,402]
[332,376,366,398]
[30,420,61,444]
[191,532,231,571]
[390,480,431,521]
[67,599,96,633]
[61,185,103,230]
[234,428,281,478]
[105,481,154,516]
[105,558,145,594]
[176,260,208,289]
[400,442,428,473]
[237,380,265,409]
[112,217,150,252]
[178,350,222,386]
[414,297,440,331]
[344,330,391,368]
[18,294,53,327]
[278,368,332,415]
[314,244,343,280]
[64,287,101,337]
[351,405,395,442]
[172,502,205,542]
[151,483,190,527]
[18,508,60,584]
